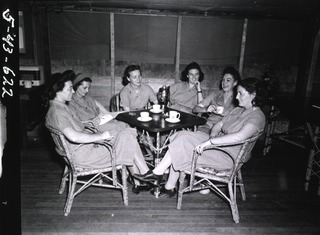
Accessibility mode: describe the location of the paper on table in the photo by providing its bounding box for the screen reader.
[99,114,114,125]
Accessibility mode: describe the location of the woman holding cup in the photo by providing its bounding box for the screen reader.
[193,67,241,134]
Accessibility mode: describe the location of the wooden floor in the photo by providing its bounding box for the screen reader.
[19,137,320,234]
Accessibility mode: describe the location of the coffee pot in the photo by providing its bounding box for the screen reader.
[157,85,170,111]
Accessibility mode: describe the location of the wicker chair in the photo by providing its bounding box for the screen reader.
[109,93,121,112]
[47,126,128,216]
[177,133,262,223]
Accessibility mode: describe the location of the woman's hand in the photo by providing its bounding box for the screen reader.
[206,105,224,116]
[195,81,201,91]
[195,140,211,155]
[83,117,101,127]
[206,104,217,113]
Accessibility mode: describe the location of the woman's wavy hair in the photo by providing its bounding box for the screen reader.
[122,65,142,86]
[220,67,241,89]
[42,73,73,107]
[238,77,268,107]
[62,69,76,81]
[219,67,241,106]
[181,62,204,82]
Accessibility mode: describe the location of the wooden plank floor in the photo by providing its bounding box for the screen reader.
[20,138,320,234]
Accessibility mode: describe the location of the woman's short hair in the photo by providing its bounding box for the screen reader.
[181,62,204,82]
[221,67,241,84]
[62,69,76,81]
[238,77,268,107]
[219,67,241,101]
[122,65,142,86]
[73,73,92,91]
[44,73,73,105]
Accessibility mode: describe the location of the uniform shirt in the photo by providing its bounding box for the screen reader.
[68,94,100,121]
[119,83,157,110]
[220,106,266,134]
[45,100,85,155]
[169,82,199,113]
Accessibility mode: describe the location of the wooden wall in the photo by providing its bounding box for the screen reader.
[19,5,319,111]
[50,61,299,110]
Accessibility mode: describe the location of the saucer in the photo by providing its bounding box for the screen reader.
[150,109,162,114]
[165,118,180,123]
[137,117,152,122]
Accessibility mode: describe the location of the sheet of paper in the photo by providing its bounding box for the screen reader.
[99,114,114,125]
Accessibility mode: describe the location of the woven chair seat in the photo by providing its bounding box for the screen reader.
[74,165,121,173]
[196,167,232,177]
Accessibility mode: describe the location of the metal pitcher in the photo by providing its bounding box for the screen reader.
[157,85,170,110]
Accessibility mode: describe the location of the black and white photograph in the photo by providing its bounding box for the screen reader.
[1,1,320,234]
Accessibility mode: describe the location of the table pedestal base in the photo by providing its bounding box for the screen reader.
[305,123,320,195]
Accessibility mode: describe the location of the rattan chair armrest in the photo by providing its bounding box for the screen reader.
[200,146,235,162]
[93,139,113,151]
[203,132,263,150]
[84,124,98,133]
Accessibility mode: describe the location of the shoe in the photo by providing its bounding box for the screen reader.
[133,170,163,186]
[150,185,176,198]
[199,189,210,194]
[132,184,152,194]
[199,183,210,194]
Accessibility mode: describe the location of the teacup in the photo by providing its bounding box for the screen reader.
[169,110,180,120]
[216,106,224,114]
[153,104,161,112]
[140,111,149,120]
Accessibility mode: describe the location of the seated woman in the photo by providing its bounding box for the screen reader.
[119,65,158,111]
[134,77,267,197]
[193,67,241,134]
[44,73,151,194]
[169,62,204,113]
[68,72,127,133]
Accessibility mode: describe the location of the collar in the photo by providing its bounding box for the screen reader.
[50,99,68,108]
[72,93,85,103]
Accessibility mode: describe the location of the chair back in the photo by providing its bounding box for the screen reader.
[232,132,262,176]
[46,125,77,171]
[110,94,121,112]
[185,131,263,223]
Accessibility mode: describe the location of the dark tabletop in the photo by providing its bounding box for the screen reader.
[116,108,207,133]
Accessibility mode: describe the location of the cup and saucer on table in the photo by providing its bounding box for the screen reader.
[165,110,181,123]
[150,104,162,114]
[137,111,152,122]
